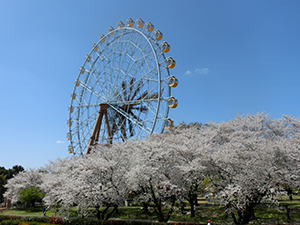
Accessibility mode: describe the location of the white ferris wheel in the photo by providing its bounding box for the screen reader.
[67,18,178,156]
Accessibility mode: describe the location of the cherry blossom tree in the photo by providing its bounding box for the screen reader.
[165,127,210,217]
[123,135,178,222]
[4,168,44,204]
[203,113,300,224]
[41,143,130,220]
[40,157,77,212]
[270,115,300,200]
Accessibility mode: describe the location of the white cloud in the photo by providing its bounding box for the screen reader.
[185,68,210,76]
[195,68,210,75]
[56,140,65,144]
[184,70,192,75]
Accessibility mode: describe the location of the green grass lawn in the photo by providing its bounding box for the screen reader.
[276,195,300,201]
[113,204,300,224]
[1,199,300,224]
[0,207,56,216]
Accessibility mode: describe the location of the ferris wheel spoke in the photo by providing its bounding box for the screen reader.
[114,74,141,103]
[92,67,118,101]
[116,64,159,104]
[120,121,127,141]
[118,39,149,76]
[79,82,105,102]
[108,104,150,134]
[131,32,149,53]
[128,119,134,137]
[110,97,160,106]
[135,51,153,62]
[72,104,99,109]
[131,106,148,112]
[129,110,143,122]
[144,92,159,100]
[80,124,96,148]
[130,80,143,101]
[118,35,134,65]
[91,52,115,85]
[138,63,157,80]
[110,111,129,141]
[128,78,134,101]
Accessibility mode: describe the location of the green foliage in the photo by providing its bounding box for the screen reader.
[0,175,7,186]
[199,177,211,194]
[0,219,22,225]
[0,215,53,224]
[0,165,24,202]
[0,221,53,225]
[0,215,22,222]
[62,218,156,225]
[18,187,44,207]
[0,174,7,202]
[0,165,24,179]
[21,215,51,223]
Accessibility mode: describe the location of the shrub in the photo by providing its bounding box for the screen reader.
[3,215,22,221]
[21,216,50,223]
[49,217,63,224]
[168,223,203,225]
[61,218,157,225]
[0,215,22,224]
[0,219,21,225]
[0,215,7,222]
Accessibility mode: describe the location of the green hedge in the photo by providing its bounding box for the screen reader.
[0,215,53,225]
[0,216,22,223]
[0,221,53,225]
[0,220,21,225]
[19,217,51,223]
[0,216,157,225]
[0,215,204,225]
[62,218,157,225]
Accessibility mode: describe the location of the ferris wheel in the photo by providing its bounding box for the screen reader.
[67,18,179,156]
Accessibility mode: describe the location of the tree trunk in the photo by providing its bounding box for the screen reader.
[180,201,185,214]
[141,202,150,215]
[149,182,165,222]
[285,205,291,220]
[194,193,198,206]
[105,205,118,220]
[154,199,165,222]
[95,205,100,220]
[287,188,293,201]
[100,206,110,220]
[236,203,255,225]
[231,212,239,225]
[230,203,256,225]
[186,191,197,218]
[187,198,195,217]
[164,195,176,222]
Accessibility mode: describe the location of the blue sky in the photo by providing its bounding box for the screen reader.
[1,0,300,169]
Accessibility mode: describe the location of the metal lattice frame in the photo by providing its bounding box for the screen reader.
[67,20,176,156]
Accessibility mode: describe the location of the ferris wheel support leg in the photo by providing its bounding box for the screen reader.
[86,104,112,154]
[104,111,112,145]
[86,107,104,154]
